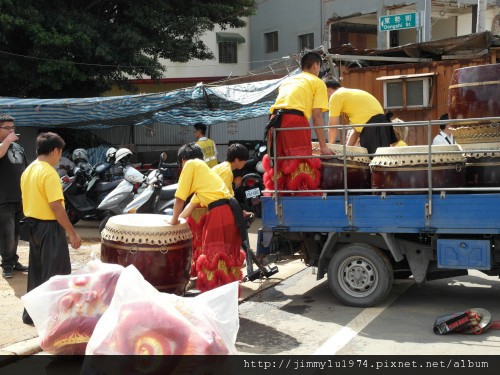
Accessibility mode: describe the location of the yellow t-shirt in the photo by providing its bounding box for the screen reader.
[393,140,408,147]
[175,159,232,207]
[270,71,329,119]
[21,160,64,220]
[329,87,384,132]
[196,138,218,168]
[190,161,234,206]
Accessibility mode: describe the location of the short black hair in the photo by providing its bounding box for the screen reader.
[177,142,204,165]
[324,78,341,89]
[301,52,322,70]
[0,114,14,124]
[36,132,65,156]
[439,113,449,130]
[193,123,207,135]
[226,143,249,162]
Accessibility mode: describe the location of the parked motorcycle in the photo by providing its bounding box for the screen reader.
[233,142,267,218]
[123,153,179,215]
[97,164,146,232]
[63,164,124,225]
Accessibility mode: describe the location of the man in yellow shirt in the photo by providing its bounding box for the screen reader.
[169,143,245,293]
[326,78,397,155]
[194,123,218,167]
[20,132,81,324]
[265,51,333,195]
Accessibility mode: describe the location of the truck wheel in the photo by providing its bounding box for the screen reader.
[328,244,393,307]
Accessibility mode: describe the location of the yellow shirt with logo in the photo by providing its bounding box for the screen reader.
[196,138,218,168]
[329,87,384,132]
[270,71,329,119]
[21,160,64,220]
[175,159,231,207]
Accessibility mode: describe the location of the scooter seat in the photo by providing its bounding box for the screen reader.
[159,183,178,200]
[95,179,122,192]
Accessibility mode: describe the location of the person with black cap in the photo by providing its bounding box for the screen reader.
[193,122,218,167]
[432,114,456,145]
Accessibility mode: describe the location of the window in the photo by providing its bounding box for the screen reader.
[378,73,434,109]
[265,31,278,53]
[298,33,314,51]
[218,42,237,64]
[330,22,377,49]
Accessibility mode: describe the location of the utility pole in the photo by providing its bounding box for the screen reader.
[417,0,432,43]
[477,0,487,32]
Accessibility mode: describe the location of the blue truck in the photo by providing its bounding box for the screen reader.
[257,117,500,307]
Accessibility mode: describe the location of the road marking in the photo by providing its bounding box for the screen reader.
[313,281,413,355]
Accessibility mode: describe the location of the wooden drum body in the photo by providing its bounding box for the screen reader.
[101,214,193,295]
[448,64,500,121]
[312,142,371,192]
[370,145,466,193]
[462,143,500,188]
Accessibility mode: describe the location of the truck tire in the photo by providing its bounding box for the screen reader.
[328,243,393,307]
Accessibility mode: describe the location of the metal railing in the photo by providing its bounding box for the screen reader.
[266,116,500,225]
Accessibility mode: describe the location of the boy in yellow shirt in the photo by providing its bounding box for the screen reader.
[169,143,245,292]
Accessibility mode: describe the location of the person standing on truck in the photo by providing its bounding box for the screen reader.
[194,123,218,168]
[325,78,397,155]
[169,142,245,293]
[263,51,333,195]
[432,114,456,145]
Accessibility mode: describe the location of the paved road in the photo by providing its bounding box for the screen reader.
[237,267,500,355]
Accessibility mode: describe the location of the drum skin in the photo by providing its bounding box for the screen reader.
[321,160,371,191]
[101,214,192,295]
[448,64,500,121]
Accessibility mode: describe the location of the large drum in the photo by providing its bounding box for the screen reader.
[312,142,371,192]
[461,143,500,188]
[101,214,193,295]
[448,64,500,143]
[370,145,466,192]
[448,64,500,122]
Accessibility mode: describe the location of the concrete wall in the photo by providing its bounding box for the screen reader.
[250,0,323,70]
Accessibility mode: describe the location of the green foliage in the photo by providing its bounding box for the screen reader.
[0,0,256,98]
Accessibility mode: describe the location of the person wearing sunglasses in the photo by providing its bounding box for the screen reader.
[0,114,29,279]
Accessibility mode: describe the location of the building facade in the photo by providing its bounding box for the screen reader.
[250,0,500,70]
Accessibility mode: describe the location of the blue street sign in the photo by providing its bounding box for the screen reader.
[379,12,420,31]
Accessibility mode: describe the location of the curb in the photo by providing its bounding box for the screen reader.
[0,337,41,363]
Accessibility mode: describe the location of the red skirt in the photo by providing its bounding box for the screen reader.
[263,113,321,196]
[195,204,246,292]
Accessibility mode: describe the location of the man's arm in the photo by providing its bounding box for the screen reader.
[179,201,201,220]
[311,108,333,156]
[346,130,360,146]
[49,200,82,249]
[169,197,186,225]
[328,116,339,144]
[0,132,18,158]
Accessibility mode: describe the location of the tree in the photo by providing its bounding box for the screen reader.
[0,0,256,98]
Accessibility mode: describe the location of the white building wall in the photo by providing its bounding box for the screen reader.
[158,24,251,79]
